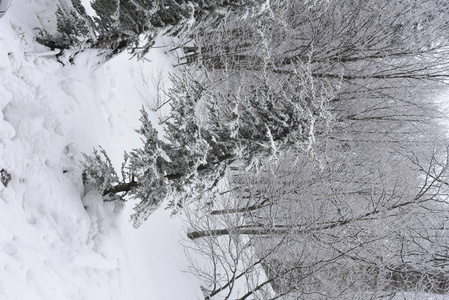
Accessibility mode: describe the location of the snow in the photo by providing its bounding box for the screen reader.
[1,1,447,299]
[0,2,203,300]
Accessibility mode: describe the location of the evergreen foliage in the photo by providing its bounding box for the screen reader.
[37,0,264,61]
[124,110,168,225]
[82,147,120,195]
[84,58,334,226]
[79,0,449,298]
[36,0,95,50]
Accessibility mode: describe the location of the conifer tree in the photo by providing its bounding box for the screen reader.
[37,0,264,61]
[83,57,334,226]
[37,0,95,50]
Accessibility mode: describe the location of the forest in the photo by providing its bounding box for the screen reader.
[45,0,449,298]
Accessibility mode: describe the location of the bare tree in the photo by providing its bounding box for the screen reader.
[185,141,449,299]
[181,0,449,77]
[175,1,449,298]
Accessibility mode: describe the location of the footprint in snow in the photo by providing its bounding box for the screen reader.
[3,242,17,257]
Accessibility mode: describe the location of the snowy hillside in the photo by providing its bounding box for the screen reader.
[0,2,203,300]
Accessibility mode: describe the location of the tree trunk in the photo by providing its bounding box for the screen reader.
[103,181,138,196]
[187,226,298,239]
[210,200,269,215]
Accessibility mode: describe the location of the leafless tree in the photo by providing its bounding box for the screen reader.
[174,2,449,298]
[185,140,449,299]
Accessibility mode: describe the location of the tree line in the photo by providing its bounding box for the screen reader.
[74,0,449,298]
[37,0,263,61]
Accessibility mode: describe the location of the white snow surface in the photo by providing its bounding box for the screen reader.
[0,2,203,300]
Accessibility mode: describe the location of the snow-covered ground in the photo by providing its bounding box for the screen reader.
[0,2,204,299]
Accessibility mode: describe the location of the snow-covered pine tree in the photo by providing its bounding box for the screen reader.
[91,0,158,57]
[90,0,120,34]
[36,0,96,50]
[123,109,169,226]
[83,57,334,226]
[82,147,120,196]
[38,0,265,61]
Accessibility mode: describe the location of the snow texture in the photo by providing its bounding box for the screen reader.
[0,1,203,299]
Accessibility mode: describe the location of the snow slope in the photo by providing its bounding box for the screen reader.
[0,2,203,300]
